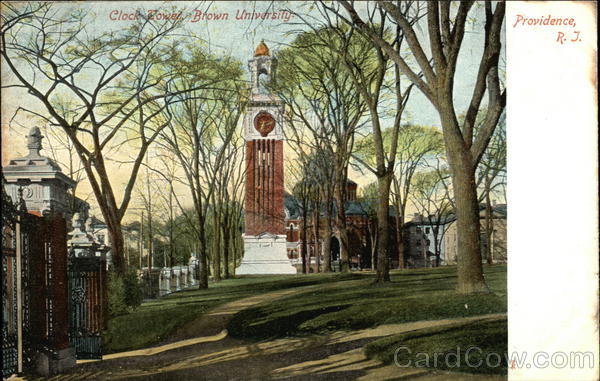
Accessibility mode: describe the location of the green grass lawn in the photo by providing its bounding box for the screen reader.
[227,265,506,340]
[103,272,362,353]
[364,317,508,375]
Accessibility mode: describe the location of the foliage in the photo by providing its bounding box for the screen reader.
[122,269,143,310]
[355,125,443,171]
[107,270,143,317]
[107,272,128,318]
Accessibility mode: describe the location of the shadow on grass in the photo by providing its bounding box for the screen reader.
[229,304,353,340]
[227,265,507,341]
[364,318,508,375]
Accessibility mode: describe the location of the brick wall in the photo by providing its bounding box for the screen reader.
[245,139,285,236]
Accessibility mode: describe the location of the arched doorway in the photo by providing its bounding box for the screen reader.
[348,230,364,269]
[330,236,340,262]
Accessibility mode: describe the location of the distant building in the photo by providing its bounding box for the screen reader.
[402,213,453,268]
[285,179,398,271]
[402,204,507,267]
[443,204,507,265]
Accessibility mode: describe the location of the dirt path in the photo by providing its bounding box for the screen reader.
[17,284,507,381]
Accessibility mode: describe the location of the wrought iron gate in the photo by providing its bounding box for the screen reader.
[68,256,106,359]
[2,212,21,377]
[2,199,33,378]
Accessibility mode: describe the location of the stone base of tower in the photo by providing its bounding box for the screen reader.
[237,234,297,275]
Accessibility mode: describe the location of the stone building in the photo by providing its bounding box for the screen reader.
[402,214,452,268]
[402,204,507,267]
[442,204,507,265]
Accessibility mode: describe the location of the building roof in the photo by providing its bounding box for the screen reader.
[89,215,106,227]
[284,193,397,219]
[405,204,507,227]
[284,193,302,219]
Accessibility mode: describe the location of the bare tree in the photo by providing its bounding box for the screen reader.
[316,2,420,283]
[332,1,505,293]
[133,148,187,269]
[476,112,506,264]
[157,48,245,288]
[133,157,158,270]
[287,161,311,274]
[410,157,454,267]
[1,3,216,275]
[286,151,325,274]
[208,133,245,281]
[389,125,444,269]
[274,26,369,273]
[216,133,246,279]
[358,181,380,270]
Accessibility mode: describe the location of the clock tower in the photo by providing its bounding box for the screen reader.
[236,41,296,275]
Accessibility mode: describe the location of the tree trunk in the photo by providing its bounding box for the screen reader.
[301,199,308,274]
[370,220,377,271]
[169,182,175,268]
[375,173,392,282]
[322,210,332,272]
[313,208,320,273]
[213,220,221,282]
[222,221,230,278]
[198,220,209,289]
[450,151,488,294]
[147,211,153,270]
[394,209,405,269]
[370,237,376,271]
[334,182,350,273]
[108,222,125,273]
[433,228,441,267]
[485,186,494,265]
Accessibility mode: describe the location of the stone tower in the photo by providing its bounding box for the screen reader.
[236,41,296,275]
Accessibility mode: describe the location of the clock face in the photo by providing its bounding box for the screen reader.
[254,111,276,137]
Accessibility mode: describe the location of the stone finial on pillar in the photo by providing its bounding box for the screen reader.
[85,216,93,234]
[27,127,44,157]
[72,212,84,234]
[68,211,99,258]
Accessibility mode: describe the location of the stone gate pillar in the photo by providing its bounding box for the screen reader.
[3,127,77,375]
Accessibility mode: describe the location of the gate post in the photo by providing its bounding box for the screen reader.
[27,214,76,376]
[3,127,78,376]
[189,253,199,286]
[67,212,107,359]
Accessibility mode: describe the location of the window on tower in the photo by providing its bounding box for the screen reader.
[258,70,271,94]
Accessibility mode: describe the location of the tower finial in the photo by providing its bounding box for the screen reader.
[254,40,270,56]
[27,127,43,157]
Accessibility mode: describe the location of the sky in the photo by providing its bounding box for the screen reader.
[1,1,504,221]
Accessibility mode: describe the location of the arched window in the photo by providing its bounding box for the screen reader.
[257,69,270,94]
